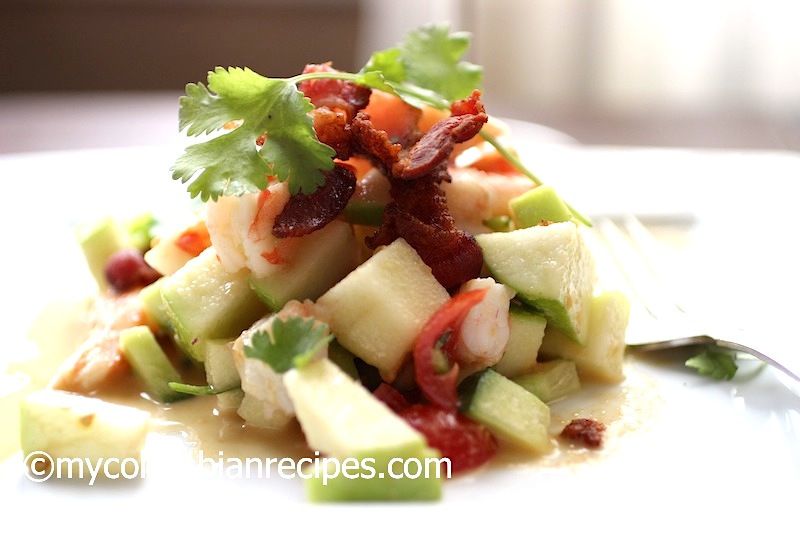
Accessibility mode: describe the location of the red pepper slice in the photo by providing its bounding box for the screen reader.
[400,404,498,475]
[413,288,488,411]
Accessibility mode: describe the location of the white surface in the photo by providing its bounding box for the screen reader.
[0,142,799,529]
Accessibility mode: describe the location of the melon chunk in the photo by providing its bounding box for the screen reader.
[315,239,450,382]
[475,221,595,344]
[539,290,631,383]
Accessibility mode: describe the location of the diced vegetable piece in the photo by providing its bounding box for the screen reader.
[512,359,581,403]
[125,212,158,252]
[493,305,547,378]
[475,221,596,344]
[284,357,441,502]
[203,338,242,411]
[509,185,573,228]
[160,246,266,363]
[144,218,208,276]
[20,390,150,478]
[315,238,450,382]
[328,341,359,381]
[460,368,553,455]
[118,325,187,403]
[138,277,171,334]
[539,290,630,383]
[76,216,128,291]
[249,220,360,311]
[203,338,240,392]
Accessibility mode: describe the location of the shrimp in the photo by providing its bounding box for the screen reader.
[205,180,295,277]
[442,167,535,236]
[232,300,326,429]
[453,277,515,376]
[50,292,147,393]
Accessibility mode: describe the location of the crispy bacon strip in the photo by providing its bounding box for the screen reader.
[360,92,488,289]
[272,163,356,238]
[366,176,483,289]
[398,90,487,180]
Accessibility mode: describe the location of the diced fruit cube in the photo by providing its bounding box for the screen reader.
[249,220,359,311]
[460,368,553,455]
[160,246,266,363]
[512,359,581,403]
[284,357,442,501]
[118,325,187,403]
[138,278,172,335]
[20,390,150,478]
[475,221,596,344]
[76,216,128,291]
[493,305,547,378]
[509,185,573,228]
[539,290,631,383]
[144,218,209,276]
[315,238,450,382]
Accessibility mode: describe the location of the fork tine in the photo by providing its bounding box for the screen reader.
[595,216,679,320]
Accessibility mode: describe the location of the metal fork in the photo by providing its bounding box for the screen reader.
[590,214,800,385]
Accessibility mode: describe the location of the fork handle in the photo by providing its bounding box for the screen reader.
[715,338,800,384]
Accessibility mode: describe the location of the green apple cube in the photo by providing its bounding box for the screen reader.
[76,216,128,291]
[509,185,573,228]
[202,338,242,412]
[249,220,360,311]
[539,290,631,383]
[315,238,450,382]
[20,389,150,478]
[493,306,548,378]
[160,246,266,363]
[475,221,596,344]
[284,358,442,501]
[118,325,186,404]
[460,369,552,455]
[513,359,581,403]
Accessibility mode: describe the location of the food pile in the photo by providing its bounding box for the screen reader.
[18,24,630,501]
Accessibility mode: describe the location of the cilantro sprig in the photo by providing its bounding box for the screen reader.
[171,23,589,223]
[685,347,739,380]
[243,316,333,374]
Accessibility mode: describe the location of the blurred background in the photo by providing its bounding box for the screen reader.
[2,0,799,153]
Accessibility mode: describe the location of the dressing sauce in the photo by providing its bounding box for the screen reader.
[2,295,665,484]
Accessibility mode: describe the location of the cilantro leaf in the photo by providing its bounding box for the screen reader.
[171,67,335,201]
[398,23,483,102]
[685,347,739,380]
[359,22,483,109]
[243,316,333,374]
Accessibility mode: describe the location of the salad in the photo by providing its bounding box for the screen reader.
[15,23,631,501]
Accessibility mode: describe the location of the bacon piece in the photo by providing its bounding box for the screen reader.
[310,106,352,160]
[560,418,607,449]
[298,62,372,121]
[351,92,488,182]
[350,111,403,172]
[397,91,487,180]
[367,178,483,289]
[360,92,489,289]
[272,163,356,238]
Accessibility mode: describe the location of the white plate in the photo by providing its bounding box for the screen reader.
[1,143,799,529]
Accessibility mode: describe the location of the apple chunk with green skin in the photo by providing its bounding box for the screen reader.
[460,368,553,455]
[283,358,442,501]
[476,221,595,344]
[249,220,360,312]
[20,389,150,479]
[160,246,266,363]
[509,185,573,228]
[315,238,450,382]
[539,290,631,383]
[493,305,548,378]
